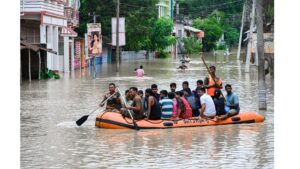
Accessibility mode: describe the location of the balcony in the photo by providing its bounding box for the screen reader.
[20,0,65,16]
[64,7,79,27]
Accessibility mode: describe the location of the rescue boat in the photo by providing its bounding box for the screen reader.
[95,111,265,129]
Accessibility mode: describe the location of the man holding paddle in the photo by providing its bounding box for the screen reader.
[76,83,120,126]
[204,65,223,100]
[99,83,122,112]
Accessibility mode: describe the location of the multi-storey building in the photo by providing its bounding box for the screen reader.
[20,0,80,78]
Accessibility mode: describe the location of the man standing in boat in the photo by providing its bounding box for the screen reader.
[120,87,144,120]
[204,65,223,99]
[99,83,122,112]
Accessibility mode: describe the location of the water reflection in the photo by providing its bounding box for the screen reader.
[21,54,273,168]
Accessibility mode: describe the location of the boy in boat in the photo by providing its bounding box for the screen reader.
[120,87,144,120]
[204,65,222,100]
[99,83,122,112]
[216,84,240,121]
[213,89,226,116]
[199,87,216,119]
[183,88,199,117]
[170,82,177,93]
[124,89,133,106]
[193,80,203,110]
[159,90,173,120]
[138,90,148,116]
[174,91,192,120]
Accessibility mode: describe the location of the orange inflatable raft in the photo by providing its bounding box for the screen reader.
[95,111,265,129]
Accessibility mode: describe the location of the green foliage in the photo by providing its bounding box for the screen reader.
[156,50,170,59]
[192,16,223,51]
[223,25,239,47]
[176,0,243,20]
[77,0,159,52]
[182,37,202,54]
[264,3,274,24]
[151,17,176,52]
[40,68,60,80]
[216,43,226,50]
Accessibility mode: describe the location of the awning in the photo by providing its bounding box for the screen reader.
[20,40,58,54]
[61,27,78,37]
[20,40,39,52]
[184,26,203,33]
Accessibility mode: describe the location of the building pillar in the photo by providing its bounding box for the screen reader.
[53,26,59,70]
[64,36,70,73]
[71,37,75,71]
[47,25,53,70]
[40,24,46,44]
[158,6,160,18]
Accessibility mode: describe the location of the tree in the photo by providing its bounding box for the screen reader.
[224,25,239,48]
[76,0,159,52]
[182,37,202,54]
[150,17,176,52]
[192,17,223,51]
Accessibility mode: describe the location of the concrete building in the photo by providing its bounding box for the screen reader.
[156,0,174,19]
[20,0,80,78]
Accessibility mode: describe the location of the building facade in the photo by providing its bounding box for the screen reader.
[156,0,174,19]
[20,0,80,75]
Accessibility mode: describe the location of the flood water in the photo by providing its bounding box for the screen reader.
[21,53,274,168]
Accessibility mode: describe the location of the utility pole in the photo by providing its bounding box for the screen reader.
[116,0,120,72]
[88,12,99,23]
[175,3,179,60]
[245,0,256,73]
[256,0,267,110]
[237,2,246,60]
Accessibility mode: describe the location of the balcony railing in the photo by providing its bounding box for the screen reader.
[20,0,65,16]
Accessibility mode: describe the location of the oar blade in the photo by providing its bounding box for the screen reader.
[76,115,89,126]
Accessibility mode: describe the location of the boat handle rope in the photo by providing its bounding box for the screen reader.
[144,119,164,124]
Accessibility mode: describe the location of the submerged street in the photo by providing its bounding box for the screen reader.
[21,54,274,168]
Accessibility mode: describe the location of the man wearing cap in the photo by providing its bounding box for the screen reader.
[204,65,223,99]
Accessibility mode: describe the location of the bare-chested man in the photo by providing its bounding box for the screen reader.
[120,87,144,120]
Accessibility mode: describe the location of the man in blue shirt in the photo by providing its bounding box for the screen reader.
[216,84,240,120]
[159,90,173,119]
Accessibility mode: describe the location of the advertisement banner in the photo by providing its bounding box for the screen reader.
[87,23,102,57]
[112,17,126,46]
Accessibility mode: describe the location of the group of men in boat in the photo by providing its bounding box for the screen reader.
[99,65,240,121]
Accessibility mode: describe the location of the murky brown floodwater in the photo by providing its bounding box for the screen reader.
[21,53,274,168]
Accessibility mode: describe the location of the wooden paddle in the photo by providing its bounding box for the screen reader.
[116,87,139,130]
[76,92,117,126]
[201,56,226,101]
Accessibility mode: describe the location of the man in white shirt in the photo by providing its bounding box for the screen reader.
[199,87,216,118]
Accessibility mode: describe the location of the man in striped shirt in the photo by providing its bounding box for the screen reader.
[159,90,174,120]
